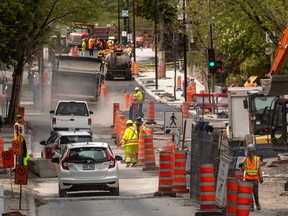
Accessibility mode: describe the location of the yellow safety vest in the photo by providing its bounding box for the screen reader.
[134,91,143,102]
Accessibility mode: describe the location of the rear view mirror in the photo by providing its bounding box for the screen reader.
[115,155,123,161]
[49,110,55,114]
[40,141,46,145]
[243,99,248,109]
[89,111,94,115]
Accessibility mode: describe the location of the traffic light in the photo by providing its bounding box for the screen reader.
[207,48,215,73]
[127,17,131,33]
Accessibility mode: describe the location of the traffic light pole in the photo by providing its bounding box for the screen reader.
[118,0,121,44]
[183,0,187,102]
[209,0,215,114]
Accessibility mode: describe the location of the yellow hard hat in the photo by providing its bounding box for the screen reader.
[126,120,133,125]
[135,87,139,91]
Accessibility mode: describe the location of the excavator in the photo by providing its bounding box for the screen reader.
[245,26,288,151]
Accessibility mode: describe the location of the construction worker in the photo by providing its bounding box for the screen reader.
[239,144,263,211]
[13,115,29,165]
[135,116,146,134]
[14,115,24,141]
[134,87,143,117]
[81,38,86,55]
[88,36,94,56]
[121,120,139,167]
[245,78,256,87]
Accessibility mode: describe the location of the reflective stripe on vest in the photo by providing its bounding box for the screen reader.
[245,156,259,175]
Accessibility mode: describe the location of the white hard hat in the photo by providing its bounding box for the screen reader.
[247,144,256,152]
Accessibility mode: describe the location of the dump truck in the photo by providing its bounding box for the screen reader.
[105,50,132,80]
[50,55,103,108]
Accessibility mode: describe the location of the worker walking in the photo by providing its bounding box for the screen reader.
[133,87,143,117]
[88,36,94,56]
[239,144,263,211]
[121,120,139,167]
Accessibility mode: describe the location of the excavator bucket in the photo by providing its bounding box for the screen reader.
[260,75,288,96]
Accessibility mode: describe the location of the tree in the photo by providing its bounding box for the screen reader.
[0,0,101,124]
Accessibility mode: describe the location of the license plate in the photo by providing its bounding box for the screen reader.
[83,164,95,170]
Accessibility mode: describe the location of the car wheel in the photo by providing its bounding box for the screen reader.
[110,186,119,196]
[59,186,67,197]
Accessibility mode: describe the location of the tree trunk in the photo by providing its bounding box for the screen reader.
[7,59,24,124]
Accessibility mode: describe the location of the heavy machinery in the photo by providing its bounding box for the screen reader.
[228,26,288,157]
[105,50,132,80]
[51,55,103,108]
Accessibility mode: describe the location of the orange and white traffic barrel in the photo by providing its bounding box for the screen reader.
[113,103,120,127]
[173,150,187,193]
[143,134,157,171]
[199,163,217,211]
[226,177,238,216]
[137,131,145,166]
[182,102,189,119]
[237,181,253,216]
[146,100,155,124]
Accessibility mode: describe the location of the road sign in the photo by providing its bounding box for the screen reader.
[164,111,183,134]
[216,153,232,207]
[12,140,21,155]
[15,165,28,185]
[2,150,14,168]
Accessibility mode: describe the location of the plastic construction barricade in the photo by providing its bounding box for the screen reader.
[12,140,22,155]
[2,150,14,168]
[15,165,28,185]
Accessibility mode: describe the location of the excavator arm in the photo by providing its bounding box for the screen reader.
[267,26,288,76]
[261,26,288,95]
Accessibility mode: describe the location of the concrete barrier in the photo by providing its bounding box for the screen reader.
[28,158,57,178]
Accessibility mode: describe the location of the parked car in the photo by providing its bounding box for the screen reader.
[40,131,93,159]
[50,100,93,134]
[52,142,122,197]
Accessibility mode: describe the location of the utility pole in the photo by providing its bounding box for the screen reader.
[209,0,214,93]
[154,0,158,89]
[183,0,187,101]
[133,0,136,62]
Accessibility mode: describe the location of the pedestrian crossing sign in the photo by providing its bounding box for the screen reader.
[164,111,182,134]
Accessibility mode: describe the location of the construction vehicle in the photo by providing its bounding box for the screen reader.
[227,26,288,158]
[105,50,132,80]
[67,23,109,48]
[50,55,103,108]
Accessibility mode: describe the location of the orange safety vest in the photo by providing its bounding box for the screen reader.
[14,122,24,140]
[243,156,260,180]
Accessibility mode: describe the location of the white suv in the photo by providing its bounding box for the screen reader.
[50,100,93,134]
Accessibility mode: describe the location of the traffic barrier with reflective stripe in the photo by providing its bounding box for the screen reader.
[182,102,189,119]
[124,93,129,111]
[146,100,155,124]
[199,163,217,211]
[138,132,145,166]
[143,134,157,171]
[237,181,253,216]
[173,150,187,193]
[192,93,228,113]
[158,151,173,192]
[176,76,182,90]
[113,103,120,126]
[226,177,238,216]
